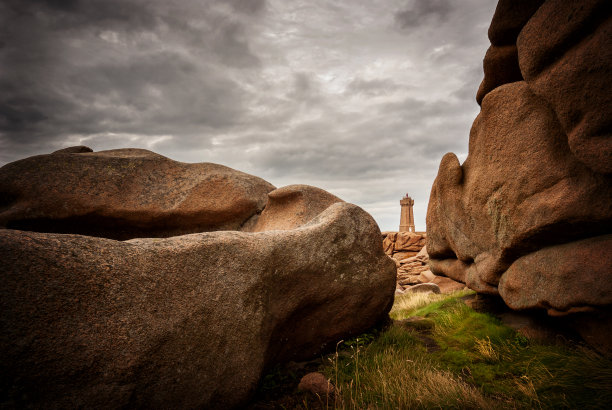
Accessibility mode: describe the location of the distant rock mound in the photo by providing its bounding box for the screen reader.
[382,231,426,261]
[0,149,396,409]
[0,147,275,240]
[427,0,612,318]
[392,245,465,295]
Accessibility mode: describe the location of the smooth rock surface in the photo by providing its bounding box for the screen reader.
[432,276,466,294]
[0,149,396,409]
[476,44,522,105]
[0,148,276,239]
[487,0,544,46]
[499,235,612,313]
[248,185,342,232]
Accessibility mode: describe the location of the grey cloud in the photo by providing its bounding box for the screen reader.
[1,49,248,136]
[28,0,80,12]
[6,0,160,32]
[451,64,484,102]
[345,78,407,97]
[0,0,264,157]
[213,21,261,68]
[395,0,453,29]
[288,72,323,106]
[293,73,312,95]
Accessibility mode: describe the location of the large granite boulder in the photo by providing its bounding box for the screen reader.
[0,147,276,240]
[427,0,612,316]
[0,151,396,409]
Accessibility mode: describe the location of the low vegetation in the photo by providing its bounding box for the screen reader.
[250,290,612,409]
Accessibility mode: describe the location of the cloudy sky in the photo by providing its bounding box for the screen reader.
[0,0,497,231]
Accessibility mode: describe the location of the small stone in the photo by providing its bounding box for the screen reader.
[298,372,335,397]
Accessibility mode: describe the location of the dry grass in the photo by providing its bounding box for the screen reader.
[474,336,499,361]
[390,292,445,319]
[329,345,492,409]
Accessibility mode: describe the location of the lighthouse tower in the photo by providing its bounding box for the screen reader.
[399,194,415,232]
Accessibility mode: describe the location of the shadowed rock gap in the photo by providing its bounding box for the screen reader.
[5,214,260,240]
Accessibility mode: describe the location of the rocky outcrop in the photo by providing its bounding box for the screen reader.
[393,246,465,294]
[396,246,430,286]
[0,151,396,409]
[0,147,276,240]
[382,231,426,261]
[475,44,522,105]
[427,0,612,316]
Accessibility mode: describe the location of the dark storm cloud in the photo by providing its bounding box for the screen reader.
[0,0,263,157]
[5,0,159,32]
[395,0,453,29]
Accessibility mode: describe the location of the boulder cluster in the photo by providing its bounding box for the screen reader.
[382,232,465,294]
[427,0,611,318]
[0,148,396,409]
[382,231,426,261]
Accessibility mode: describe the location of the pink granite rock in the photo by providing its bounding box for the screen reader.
[0,148,275,239]
[427,0,612,316]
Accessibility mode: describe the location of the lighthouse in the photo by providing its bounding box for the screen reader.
[399,194,415,232]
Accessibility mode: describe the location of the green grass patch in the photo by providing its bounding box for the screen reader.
[321,291,612,409]
[251,291,612,409]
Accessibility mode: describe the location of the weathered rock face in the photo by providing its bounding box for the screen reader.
[382,233,465,294]
[0,151,396,409]
[518,0,612,174]
[0,147,276,240]
[393,245,464,295]
[382,231,426,261]
[396,246,431,287]
[427,0,612,316]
